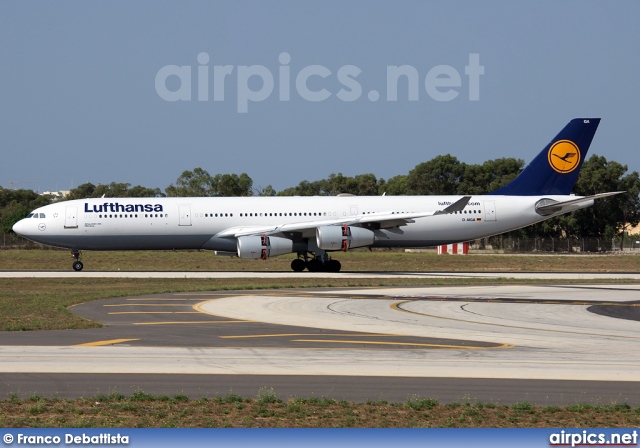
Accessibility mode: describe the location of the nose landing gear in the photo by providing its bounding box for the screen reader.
[71,249,83,271]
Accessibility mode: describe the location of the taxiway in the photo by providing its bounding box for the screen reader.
[1,276,639,404]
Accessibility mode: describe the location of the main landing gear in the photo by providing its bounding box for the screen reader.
[71,249,83,271]
[290,252,341,272]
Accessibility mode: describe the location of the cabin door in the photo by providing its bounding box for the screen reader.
[179,206,192,226]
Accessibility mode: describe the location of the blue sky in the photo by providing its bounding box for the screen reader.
[1,1,638,194]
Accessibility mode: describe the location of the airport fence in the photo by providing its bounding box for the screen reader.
[0,233,61,250]
[480,235,640,253]
[2,232,640,253]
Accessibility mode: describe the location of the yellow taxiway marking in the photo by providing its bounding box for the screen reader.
[75,339,139,347]
[175,292,232,296]
[126,298,197,301]
[108,312,200,315]
[220,333,394,339]
[291,339,513,349]
[219,333,512,349]
[104,304,191,307]
[133,320,254,325]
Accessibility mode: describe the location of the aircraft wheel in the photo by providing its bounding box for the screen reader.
[327,259,341,272]
[291,259,306,272]
[72,261,84,272]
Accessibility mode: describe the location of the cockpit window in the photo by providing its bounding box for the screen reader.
[39,213,46,218]
[27,213,34,218]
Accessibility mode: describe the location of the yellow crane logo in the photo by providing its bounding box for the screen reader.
[548,140,581,173]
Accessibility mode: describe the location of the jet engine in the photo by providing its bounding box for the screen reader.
[237,235,294,260]
[316,225,374,251]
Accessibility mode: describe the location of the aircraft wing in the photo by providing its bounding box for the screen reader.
[216,196,472,238]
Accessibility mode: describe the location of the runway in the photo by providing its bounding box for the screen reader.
[1,276,639,404]
[2,270,640,280]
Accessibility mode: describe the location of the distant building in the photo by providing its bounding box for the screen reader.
[41,190,70,199]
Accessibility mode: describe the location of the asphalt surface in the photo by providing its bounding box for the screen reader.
[1,276,639,405]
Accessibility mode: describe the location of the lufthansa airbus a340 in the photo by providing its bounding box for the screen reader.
[13,118,621,272]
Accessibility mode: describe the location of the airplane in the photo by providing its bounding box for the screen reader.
[12,118,622,272]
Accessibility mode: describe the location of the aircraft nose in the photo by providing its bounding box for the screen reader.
[12,218,28,236]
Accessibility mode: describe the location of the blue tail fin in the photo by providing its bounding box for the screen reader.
[489,118,600,196]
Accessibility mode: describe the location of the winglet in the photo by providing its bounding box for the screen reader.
[434,196,472,215]
[489,119,600,196]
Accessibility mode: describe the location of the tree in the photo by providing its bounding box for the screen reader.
[65,182,98,200]
[166,168,253,197]
[406,154,465,195]
[65,182,163,199]
[165,168,215,197]
[277,173,384,197]
[0,187,52,233]
[378,175,408,195]
[351,174,379,196]
[255,185,277,196]
[0,201,30,234]
[569,155,640,239]
[277,180,324,196]
[212,173,253,197]
[124,184,164,197]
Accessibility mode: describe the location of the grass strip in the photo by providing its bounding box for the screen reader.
[2,249,640,272]
[1,391,639,428]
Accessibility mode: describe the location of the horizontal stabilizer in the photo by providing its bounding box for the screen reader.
[535,191,624,216]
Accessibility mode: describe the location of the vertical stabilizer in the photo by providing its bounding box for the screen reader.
[489,118,600,195]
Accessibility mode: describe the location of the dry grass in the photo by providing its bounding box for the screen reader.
[1,249,640,272]
[1,392,639,428]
